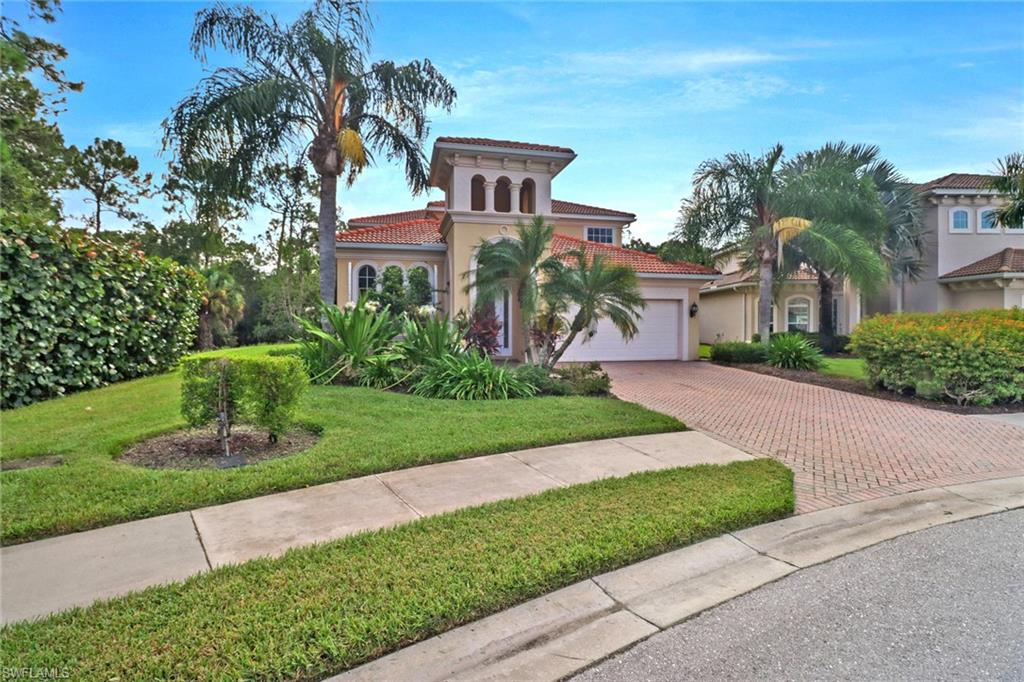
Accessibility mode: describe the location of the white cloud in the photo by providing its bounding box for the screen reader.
[103,121,165,150]
[559,48,789,78]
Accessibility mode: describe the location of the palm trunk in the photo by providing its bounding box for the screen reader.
[818,271,835,353]
[198,308,214,350]
[546,326,583,369]
[895,273,905,313]
[318,173,338,319]
[757,257,774,345]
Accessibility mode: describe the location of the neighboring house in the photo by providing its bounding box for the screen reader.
[700,172,1023,344]
[335,137,719,361]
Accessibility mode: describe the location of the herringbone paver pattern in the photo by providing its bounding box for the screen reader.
[606,362,1024,513]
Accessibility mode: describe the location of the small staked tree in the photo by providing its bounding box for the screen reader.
[543,249,646,368]
[164,0,456,313]
[66,137,152,233]
[465,216,563,363]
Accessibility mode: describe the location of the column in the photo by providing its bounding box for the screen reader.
[484,181,496,213]
[509,183,521,214]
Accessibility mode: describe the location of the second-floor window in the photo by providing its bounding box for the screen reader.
[979,209,999,233]
[951,209,970,232]
[586,226,614,244]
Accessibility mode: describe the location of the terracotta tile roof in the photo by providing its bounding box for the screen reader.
[939,248,1024,279]
[551,234,718,276]
[336,218,444,245]
[551,199,635,219]
[701,267,817,291]
[435,136,575,154]
[916,173,998,192]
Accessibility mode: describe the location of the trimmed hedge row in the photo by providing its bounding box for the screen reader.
[709,341,768,364]
[1,220,204,408]
[849,309,1024,406]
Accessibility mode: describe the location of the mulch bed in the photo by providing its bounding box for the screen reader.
[722,362,1022,415]
[121,425,320,470]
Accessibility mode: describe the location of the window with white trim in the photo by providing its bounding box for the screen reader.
[786,297,811,332]
[950,208,971,232]
[586,226,614,244]
[978,209,1000,233]
[357,264,377,293]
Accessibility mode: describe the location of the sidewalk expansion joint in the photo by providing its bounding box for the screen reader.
[505,452,569,488]
[588,578,663,632]
[189,512,213,571]
[374,475,424,518]
[727,532,800,569]
[941,487,1012,512]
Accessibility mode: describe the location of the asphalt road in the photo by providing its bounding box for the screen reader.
[574,509,1024,682]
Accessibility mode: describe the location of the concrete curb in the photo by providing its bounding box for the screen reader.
[332,475,1024,682]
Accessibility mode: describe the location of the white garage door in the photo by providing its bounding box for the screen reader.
[560,299,681,362]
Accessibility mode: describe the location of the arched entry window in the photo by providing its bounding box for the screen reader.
[494,177,512,213]
[520,178,536,214]
[357,264,377,294]
[470,175,485,211]
[786,297,811,332]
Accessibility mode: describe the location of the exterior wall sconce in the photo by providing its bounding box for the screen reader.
[689,302,699,318]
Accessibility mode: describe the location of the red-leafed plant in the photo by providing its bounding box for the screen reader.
[464,307,501,356]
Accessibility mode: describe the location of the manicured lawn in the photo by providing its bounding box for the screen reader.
[1,460,793,681]
[819,357,867,381]
[0,346,683,544]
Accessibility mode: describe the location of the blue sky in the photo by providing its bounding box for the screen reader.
[12,1,1024,242]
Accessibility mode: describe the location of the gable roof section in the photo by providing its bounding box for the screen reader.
[939,248,1024,281]
[435,136,575,154]
[551,199,635,220]
[916,173,998,192]
[701,267,817,291]
[336,218,444,245]
[550,234,718,276]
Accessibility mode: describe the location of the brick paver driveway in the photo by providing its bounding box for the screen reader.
[606,362,1024,513]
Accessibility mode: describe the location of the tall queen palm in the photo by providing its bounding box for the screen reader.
[164,0,456,307]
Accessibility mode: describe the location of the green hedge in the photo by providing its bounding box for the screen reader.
[0,220,204,408]
[710,341,768,364]
[849,309,1024,405]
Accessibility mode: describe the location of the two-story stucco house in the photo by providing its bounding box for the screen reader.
[334,137,720,361]
[699,172,1023,344]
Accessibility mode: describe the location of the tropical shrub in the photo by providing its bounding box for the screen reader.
[295,298,400,384]
[399,313,464,366]
[463,307,501,356]
[181,356,307,454]
[356,353,408,390]
[767,333,824,370]
[1,220,203,408]
[849,309,1024,405]
[514,363,570,396]
[752,330,849,354]
[554,362,612,396]
[374,265,406,312]
[412,352,536,400]
[405,266,433,307]
[709,342,768,364]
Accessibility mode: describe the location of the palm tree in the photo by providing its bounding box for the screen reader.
[989,152,1024,230]
[687,144,787,345]
[164,0,456,310]
[465,216,562,363]
[782,143,893,351]
[198,268,246,350]
[543,249,646,368]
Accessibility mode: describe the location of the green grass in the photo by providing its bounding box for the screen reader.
[0,345,683,544]
[819,357,867,381]
[1,460,793,681]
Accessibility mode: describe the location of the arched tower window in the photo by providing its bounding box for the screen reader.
[470,175,485,211]
[520,178,536,214]
[494,177,512,213]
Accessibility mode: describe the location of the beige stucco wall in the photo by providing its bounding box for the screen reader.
[699,288,751,343]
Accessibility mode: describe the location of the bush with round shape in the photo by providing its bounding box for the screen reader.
[849,309,1024,406]
[412,352,536,400]
[514,363,570,396]
[767,333,824,370]
[1,219,203,408]
[554,362,612,396]
[709,342,768,364]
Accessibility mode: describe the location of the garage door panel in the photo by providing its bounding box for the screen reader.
[561,300,681,362]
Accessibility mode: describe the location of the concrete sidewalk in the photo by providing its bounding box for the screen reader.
[335,476,1024,682]
[1,431,749,624]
